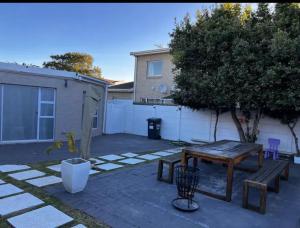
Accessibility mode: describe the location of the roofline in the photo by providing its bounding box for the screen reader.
[130,48,170,56]
[108,88,134,93]
[0,62,109,86]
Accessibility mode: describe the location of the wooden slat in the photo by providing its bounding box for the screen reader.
[245,160,288,185]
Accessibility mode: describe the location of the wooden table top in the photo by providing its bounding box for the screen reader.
[183,140,262,160]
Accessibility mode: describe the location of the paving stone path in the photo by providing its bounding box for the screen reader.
[0,148,182,227]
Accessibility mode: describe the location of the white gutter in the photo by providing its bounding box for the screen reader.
[108,88,133,92]
[130,48,170,56]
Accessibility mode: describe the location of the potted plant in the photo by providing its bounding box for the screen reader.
[46,132,91,193]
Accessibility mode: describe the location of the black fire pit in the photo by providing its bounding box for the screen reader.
[172,165,200,212]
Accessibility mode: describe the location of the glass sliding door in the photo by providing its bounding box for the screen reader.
[0,84,55,142]
[2,85,38,141]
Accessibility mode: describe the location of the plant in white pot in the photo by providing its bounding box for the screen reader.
[46,132,91,193]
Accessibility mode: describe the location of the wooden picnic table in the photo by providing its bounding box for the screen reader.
[181,140,263,202]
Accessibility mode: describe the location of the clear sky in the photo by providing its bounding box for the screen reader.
[0,3,258,81]
[0,3,214,81]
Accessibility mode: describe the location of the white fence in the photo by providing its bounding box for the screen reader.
[105,99,300,154]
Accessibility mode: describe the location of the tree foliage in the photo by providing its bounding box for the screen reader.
[170,3,300,150]
[43,52,102,79]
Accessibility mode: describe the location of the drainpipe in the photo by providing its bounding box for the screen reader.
[102,84,109,134]
[133,56,137,102]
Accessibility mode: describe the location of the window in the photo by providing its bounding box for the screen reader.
[147,60,163,77]
[92,110,98,129]
[0,85,55,142]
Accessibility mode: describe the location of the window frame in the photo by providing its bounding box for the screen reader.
[92,109,99,129]
[147,60,163,77]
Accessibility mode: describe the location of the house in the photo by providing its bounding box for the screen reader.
[108,81,134,100]
[0,62,108,143]
[130,48,174,104]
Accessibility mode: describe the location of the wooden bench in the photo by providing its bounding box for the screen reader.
[157,153,197,184]
[243,160,289,214]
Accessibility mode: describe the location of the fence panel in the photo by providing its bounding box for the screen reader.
[105,100,299,153]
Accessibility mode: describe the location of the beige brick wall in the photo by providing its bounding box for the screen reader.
[134,53,174,102]
[108,91,133,100]
[0,71,106,141]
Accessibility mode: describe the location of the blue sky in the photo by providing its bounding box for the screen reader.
[0,3,258,81]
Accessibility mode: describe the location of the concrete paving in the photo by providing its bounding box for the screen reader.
[0,165,31,173]
[118,158,145,165]
[46,160,300,228]
[7,205,73,228]
[26,176,62,187]
[0,134,176,164]
[8,170,46,181]
[0,193,44,216]
[96,163,123,171]
[99,154,125,161]
[0,184,23,198]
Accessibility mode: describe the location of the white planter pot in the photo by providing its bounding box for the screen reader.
[61,158,91,194]
[294,156,300,164]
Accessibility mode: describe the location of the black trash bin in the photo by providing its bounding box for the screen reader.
[147,118,161,139]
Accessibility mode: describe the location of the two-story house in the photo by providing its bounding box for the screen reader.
[130,48,175,104]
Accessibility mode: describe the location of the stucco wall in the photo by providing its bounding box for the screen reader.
[108,91,133,100]
[134,53,174,102]
[0,71,106,141]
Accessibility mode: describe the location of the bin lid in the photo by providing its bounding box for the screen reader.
[147,118,161,122]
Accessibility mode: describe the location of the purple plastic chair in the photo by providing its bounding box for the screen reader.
[264,138,280,160]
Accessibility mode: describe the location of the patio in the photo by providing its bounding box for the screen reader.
[0,133,176,164]
[45,157,300,228]
[0,135,299,227]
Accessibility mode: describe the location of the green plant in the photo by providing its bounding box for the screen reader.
[46,132,77,155]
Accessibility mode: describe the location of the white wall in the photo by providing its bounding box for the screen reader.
[105,100,299,154]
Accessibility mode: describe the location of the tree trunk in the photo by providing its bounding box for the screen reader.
[230,108,246,142]
[287,120,300,156]
[214,110,220,142]
[250,109,262,143]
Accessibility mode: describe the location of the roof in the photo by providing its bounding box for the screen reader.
[108,81,134,92]
[130,48,170,57]
[0,62,109,86]
[102,78,122,85]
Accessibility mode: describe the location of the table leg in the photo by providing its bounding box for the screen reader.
[181,152,188,167]
[258,148,263,168]
[226,162,234,202]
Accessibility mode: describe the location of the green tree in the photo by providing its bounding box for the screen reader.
[43,52,102,79]
[230,3,274,142]
[264,3,300,155]
[170,3,270,142]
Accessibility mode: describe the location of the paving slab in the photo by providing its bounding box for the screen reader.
[0,193,44,216]
[118,158,145,165]
[47,164,61,172]
[8,205,73,228]
[0,184,23,198]
[0,165,30,173]
[99,154,125,161]
[8,170,46,181]
[0,180,5,185]
[137,154,161,161]
[96,163,123,171]
[72,224,87,228]
[121,152,139,158]
[164,148,183,153]
[89,169,100,175]
[151,151,173,157]
[89,158,105,164]
[26,176,62,187]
